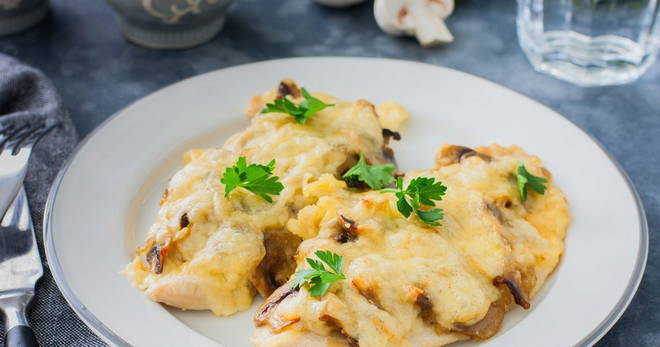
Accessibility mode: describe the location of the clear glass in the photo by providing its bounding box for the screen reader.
[517,0,660,86]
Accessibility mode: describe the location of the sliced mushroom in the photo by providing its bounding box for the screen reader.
[254,285,298,326]
[453,300,505,340]
[382,146,395,161]
[374,0,454,47]
[437,145,491,167]
[146,241,170,274]
[276,79,301,99]
[485,202,507,225]
[493,271,531,309]
[352,278,385,311]
[413,289,437,326]
[179,213,190,229]
[251,229,302,297]
[320,314,360,347]
[382,128,401,143]
[335,214,359,243]
[337,152,361,179]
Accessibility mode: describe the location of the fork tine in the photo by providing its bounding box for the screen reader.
[10,122,47,155]
[0,122,16,135]
[0,123,30,152]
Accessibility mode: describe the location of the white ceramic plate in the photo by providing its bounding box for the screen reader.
[44,58,648,347]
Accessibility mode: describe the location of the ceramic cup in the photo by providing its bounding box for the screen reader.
[105,0,233,49]
[0,0,48,36]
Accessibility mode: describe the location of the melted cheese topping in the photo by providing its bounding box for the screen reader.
[124,82,408,316]
[252,145,569,347]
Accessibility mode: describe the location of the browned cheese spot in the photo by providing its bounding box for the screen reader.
[159,189,169,206]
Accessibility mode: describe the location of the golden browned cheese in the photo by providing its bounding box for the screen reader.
[252,145,570,347]
[123,81,408,316]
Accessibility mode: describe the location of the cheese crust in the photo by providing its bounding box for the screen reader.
[123,81,569,346]
[123,81,406,316]
[252,144,569,346]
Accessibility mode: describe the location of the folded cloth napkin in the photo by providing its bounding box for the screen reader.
[0,54,105,346]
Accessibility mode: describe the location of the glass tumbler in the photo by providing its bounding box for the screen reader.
[517,0,660,86]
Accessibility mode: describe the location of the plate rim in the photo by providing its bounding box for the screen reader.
[43,56,649,347]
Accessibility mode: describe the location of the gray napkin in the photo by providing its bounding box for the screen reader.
[0,54,105,347]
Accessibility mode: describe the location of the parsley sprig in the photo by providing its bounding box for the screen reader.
[261,88,334,124]
[381,177,447,226]
[342,153,396,190]
[291,250,345,297]
[516,161,547,201]
[220,157,284,203]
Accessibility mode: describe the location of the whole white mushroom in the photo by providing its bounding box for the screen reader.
[374,0,454,46]
[313,0,368,8]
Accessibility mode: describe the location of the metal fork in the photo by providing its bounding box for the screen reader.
[0,121,59,219]
[0,188,41,347]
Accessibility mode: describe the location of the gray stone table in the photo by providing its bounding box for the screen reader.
[1,0,658,346]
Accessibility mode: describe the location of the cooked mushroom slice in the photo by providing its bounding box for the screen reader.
[337,152,361,179]
[352,278,385,311]
[493,271,531,309]
[485,202,507,225]
[276,79,301,99]
[437,145,492,166]
[251,229,302,297]
[382,146,395,161]
[179,213,190,229]
[254,285,298,326]
[336,214,359,243]
[145,241,170,274]
[320,314,359,347]
[374,0,455,46]
[453,300,505,340]
[382,128,402,142]
[413,289,437,326]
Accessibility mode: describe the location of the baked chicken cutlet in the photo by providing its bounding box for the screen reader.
[123,80,408,316]
[252,144,570,346]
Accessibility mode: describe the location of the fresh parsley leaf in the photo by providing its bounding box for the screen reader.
[342,153,396,189]
[291,250,346,297]
[260,87,334,123]
[220,157,284,203]
[381,177,447,226]
[516,161,548,201]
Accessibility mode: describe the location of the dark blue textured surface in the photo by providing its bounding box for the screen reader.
[0,0,657,345]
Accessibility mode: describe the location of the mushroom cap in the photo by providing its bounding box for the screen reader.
[374,0,455,46]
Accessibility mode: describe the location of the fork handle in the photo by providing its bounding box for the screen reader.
[1,294,38,347]
[6,325,38,347]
